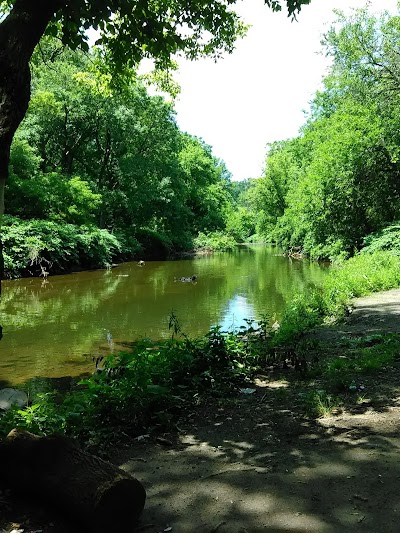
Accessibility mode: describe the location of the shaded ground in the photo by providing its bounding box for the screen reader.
[2,289,400,532]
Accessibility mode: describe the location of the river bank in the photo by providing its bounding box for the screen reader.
[1,216,240,281]
[2,287,400,532]
[0,245,327,386]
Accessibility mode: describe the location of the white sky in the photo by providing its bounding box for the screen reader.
[173,0,399,181]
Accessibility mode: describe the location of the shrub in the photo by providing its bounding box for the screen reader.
[361,223,400,255]
[2,216,141,277]
[194,231,236,252]
[0,316,270,440]
[274,251,400,344]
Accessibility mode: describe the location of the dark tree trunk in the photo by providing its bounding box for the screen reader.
[0,0,62,297]
[0,0,61,180]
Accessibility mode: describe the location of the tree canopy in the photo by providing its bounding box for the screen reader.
[246,6,400,260]
[1,44,239,275]
[0,0,312,54]
[0,0,311,84]
[0,0,312,185]
[0,0,312,289]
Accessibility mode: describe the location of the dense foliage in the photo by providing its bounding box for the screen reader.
[2,215,141,278]
[0,0,311,70]
[275,251,400,344]
[361,223,400,256]
[0,317,272,440]
[2,0,309,283]
[246,7,400,260]
[0,0,313,276]
[3,44,245,276]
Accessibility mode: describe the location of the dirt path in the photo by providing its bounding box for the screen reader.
[3,289,400,533]
[124,289,400,532]
[312,287,400,342]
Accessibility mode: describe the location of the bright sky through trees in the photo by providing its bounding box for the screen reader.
[173,0,399,181]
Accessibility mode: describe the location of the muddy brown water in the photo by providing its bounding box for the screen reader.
[0,245,328,385]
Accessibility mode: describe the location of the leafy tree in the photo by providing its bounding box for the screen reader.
[179,134,232,234]
[14,47,182,230]
[7,136,102,224]
[225,206,256,242]
[6,45,239,262]
[0,0,311,292]
[248,6,400,260]
[249,139,301,237]
[229,179,255,203]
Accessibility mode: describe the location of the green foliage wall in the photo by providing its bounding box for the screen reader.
[2,216,141,278]
[248,7,400,259]
[4,43,236,275]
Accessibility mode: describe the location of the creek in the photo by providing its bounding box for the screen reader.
[0,245,328,385]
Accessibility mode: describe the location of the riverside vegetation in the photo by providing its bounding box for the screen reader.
[9,6,400,275]
[2,249,400,443]
[2,42,252,279]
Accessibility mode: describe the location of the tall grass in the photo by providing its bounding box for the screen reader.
[275,251,400,344]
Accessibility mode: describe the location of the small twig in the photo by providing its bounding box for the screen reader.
[211,521,226,532]
[201,466,269,480]
[135,524,155,531]
[156,437,173,446]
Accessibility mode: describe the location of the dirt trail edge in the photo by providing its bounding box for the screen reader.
[3,288,400,533]
[126,288,400,533]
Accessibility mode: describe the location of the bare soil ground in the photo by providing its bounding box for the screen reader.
[3,289,400,533]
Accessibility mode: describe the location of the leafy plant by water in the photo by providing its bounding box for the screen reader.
[2,216,142,278]
[361,223,400,256]
[193,231,237,252]
[0,316,266,440]
[274,251,400,345]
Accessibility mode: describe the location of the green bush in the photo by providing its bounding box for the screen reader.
[194,231,236,252]
[245,234,267,244]
[225,207,256,243]
[323,251,400,315]
[2,216,141,277]
[275,251,400,344]
[0,317,270,440]
[361,223,400,255]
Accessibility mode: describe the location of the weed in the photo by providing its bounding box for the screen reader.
[302,389,342,417]
[0,393,66,436]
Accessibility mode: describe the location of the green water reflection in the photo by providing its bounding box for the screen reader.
[0,245,328,384]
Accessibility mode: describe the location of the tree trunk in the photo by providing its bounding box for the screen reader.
[0,0,62,302]
[0,429,146,532]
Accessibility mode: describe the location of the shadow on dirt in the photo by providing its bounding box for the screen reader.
[4,287,400,532]
[119,373,400,533]
[2,365,400,533]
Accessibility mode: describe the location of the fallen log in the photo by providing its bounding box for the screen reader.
[0,429,146,532]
